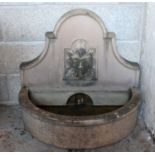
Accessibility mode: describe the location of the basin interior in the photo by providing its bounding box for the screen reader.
[36,105,123,116]
[28,87,131,116]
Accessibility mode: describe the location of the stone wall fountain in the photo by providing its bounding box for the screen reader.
[19,9,140,149]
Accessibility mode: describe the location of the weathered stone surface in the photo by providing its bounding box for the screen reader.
[29,88,130,106]
[0,3,145,104]
[19,87,140,149]
[0,42,44,74]
[0,42,140,74]
[0,105,154,152]
[20,9,140,90]
[7,74,20,102]
[0,75,9,101]
[117,41,141,62]
[0,24,3,41]
[0,4,144,42]
[140,3,155,137]
[18,9,140,149]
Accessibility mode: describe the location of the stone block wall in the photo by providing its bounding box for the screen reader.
[0,3,145,105]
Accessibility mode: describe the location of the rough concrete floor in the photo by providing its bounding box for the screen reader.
[0,105,155,152]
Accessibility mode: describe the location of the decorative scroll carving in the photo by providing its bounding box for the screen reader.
[64,39,97,86]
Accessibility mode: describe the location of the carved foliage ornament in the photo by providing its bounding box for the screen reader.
[64,39,97,86]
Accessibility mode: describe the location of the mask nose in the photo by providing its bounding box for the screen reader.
[79,62,83,69]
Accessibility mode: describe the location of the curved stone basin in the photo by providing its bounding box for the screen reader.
[19,87,140,149]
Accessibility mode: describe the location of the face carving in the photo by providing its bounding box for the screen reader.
[64,39,96,83]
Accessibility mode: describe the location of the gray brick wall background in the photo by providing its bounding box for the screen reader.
[0,3,145,104]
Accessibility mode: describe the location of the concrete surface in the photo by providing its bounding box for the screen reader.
[0,105,155,152]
